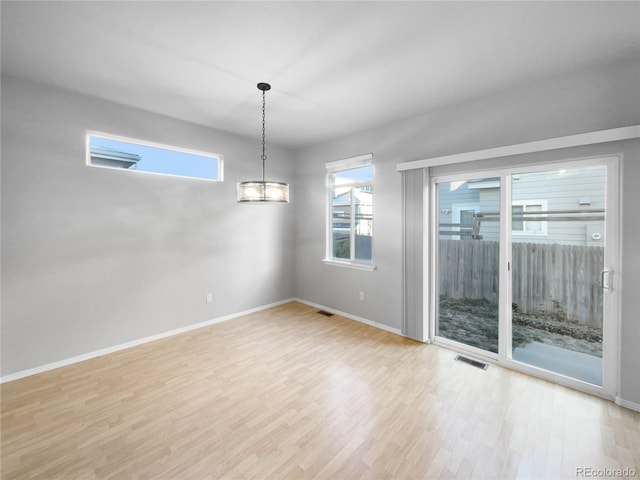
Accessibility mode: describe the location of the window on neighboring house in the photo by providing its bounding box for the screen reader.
[512,200,548,234]
[452,204,480,240]
[87,133,222,181]
[325,154,374,270]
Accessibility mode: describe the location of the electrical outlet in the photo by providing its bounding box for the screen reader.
[206,293,213,303]
[359,291,365,301]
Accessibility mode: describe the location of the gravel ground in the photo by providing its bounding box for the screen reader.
[438,297,602,357]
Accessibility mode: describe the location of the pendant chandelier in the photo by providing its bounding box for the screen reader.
[237,82,290,203]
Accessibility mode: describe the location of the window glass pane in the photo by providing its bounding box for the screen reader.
[332,189,351,259]
[354,186,373,260]
[525,204,542,232]
[511,166,606,385]
[331,165,373,185]
[436,177,500,353]
[326,159,373,265]
[459,209,476,240]
[512,205,524,231]
[89,135,221,181]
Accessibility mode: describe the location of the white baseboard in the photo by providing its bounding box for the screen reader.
[292,298,403,336]
[0,298,296,384]
[615,396,640,412]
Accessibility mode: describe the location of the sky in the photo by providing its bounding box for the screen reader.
[332,165,373,185]
[90,136,220,180]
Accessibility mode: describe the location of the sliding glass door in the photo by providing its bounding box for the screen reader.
[431,157,619,394]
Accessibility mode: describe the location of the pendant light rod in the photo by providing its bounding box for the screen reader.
[259,83,269,183]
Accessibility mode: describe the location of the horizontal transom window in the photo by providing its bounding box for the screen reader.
[87,133,222,181]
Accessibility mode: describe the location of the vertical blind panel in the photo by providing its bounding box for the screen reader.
[402,169,425,340]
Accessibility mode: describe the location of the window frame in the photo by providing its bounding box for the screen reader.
[86,131,224,182]
[323,154,375,271]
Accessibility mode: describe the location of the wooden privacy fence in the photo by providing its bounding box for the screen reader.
[438,240,604,327]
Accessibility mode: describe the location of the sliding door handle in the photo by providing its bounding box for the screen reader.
[600,269,613,291]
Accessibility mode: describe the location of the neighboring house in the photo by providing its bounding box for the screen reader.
[332,188,373,236]
[438,168,606,246]
[332,188,373,259]
[90,144,141,169]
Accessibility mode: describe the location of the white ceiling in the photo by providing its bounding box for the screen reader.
[2,1,639,149]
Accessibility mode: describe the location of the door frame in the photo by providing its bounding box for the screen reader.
[428,155,621,400]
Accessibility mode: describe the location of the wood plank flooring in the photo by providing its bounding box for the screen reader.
[2,301,639,479]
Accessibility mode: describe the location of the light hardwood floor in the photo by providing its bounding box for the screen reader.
[2,301,639,479]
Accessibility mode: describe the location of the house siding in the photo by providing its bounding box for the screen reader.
[435,167,606,246]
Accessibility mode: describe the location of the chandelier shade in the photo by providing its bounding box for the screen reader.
[237,180,289,203]
[237,82,290,203]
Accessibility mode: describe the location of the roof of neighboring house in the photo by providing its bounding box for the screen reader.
[333,189,372,207]
[90,145,142,163]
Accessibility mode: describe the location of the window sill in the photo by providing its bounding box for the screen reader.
[322,259,376,271]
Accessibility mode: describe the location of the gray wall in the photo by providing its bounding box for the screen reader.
[292,61,640,404]
[1,75,295,376]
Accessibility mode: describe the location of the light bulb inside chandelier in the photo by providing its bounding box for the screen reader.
[237,83,290,203]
